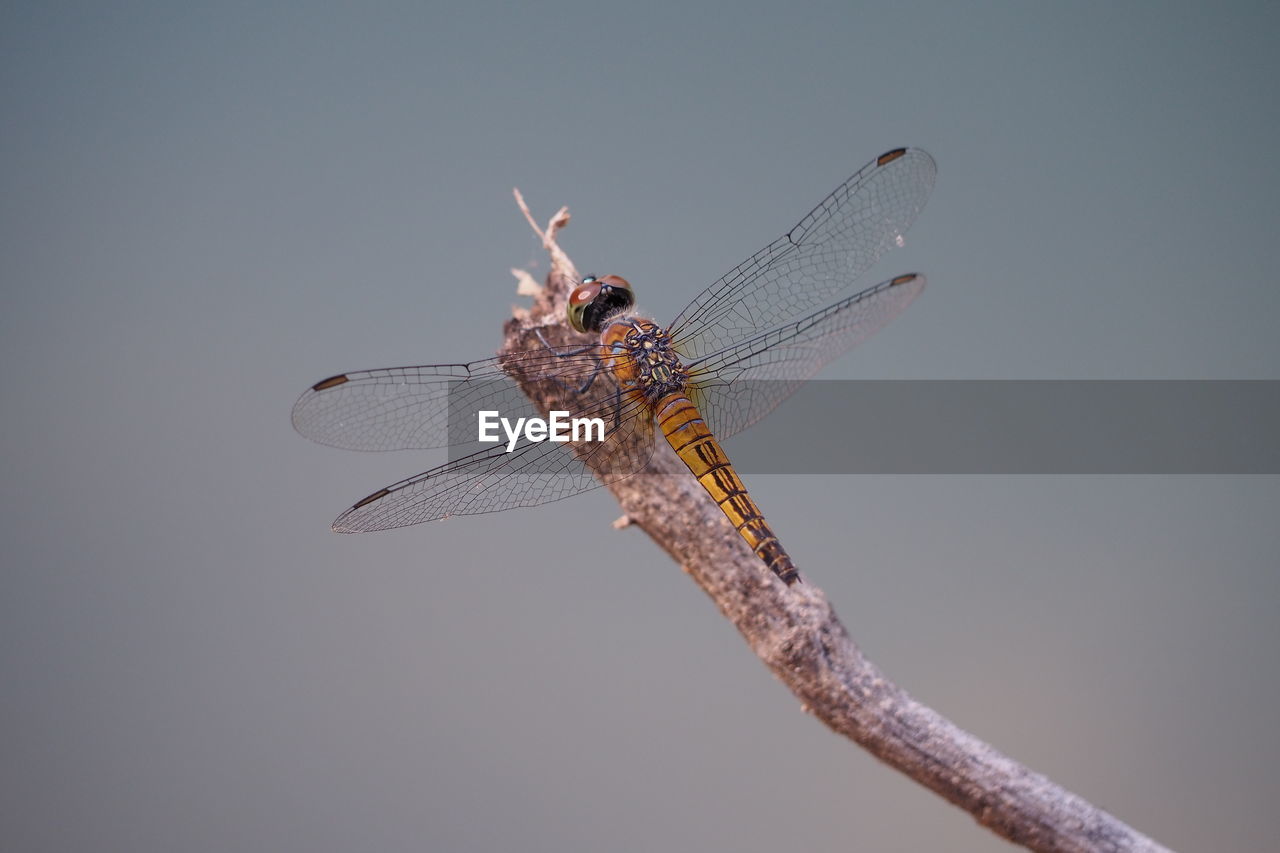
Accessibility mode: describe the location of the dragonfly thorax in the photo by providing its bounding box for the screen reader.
[601,318,690,404]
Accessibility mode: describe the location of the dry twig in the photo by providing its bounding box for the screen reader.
[502,195,1173,853]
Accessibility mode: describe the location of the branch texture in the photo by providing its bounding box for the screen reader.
[503,196,1173,853]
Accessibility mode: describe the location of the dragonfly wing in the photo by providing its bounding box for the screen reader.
[668,148,935,361]
[292,347,606,452]
[328,383,657,530]
[685,273,926,440]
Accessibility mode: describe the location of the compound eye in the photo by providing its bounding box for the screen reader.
[567,279,603,332]
[570,279,602,306]
[598,274,632,292]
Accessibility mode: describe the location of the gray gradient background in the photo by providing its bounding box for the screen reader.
[3,2,1277,851]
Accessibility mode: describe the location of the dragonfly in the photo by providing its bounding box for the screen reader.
[293,147,935,585]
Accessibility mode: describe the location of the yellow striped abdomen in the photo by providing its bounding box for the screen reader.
[654,393,799,585]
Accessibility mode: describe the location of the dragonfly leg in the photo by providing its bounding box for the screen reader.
[533,327,595,357]
[610,384,629,432]
[532,327,609,395]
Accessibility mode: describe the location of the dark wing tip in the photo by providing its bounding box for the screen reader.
[331,488,393,532]
[877,147,908,166]
[311,374,350,392]
[351,488,391,511]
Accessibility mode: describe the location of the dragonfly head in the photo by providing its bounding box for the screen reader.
[568,274,635,333]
